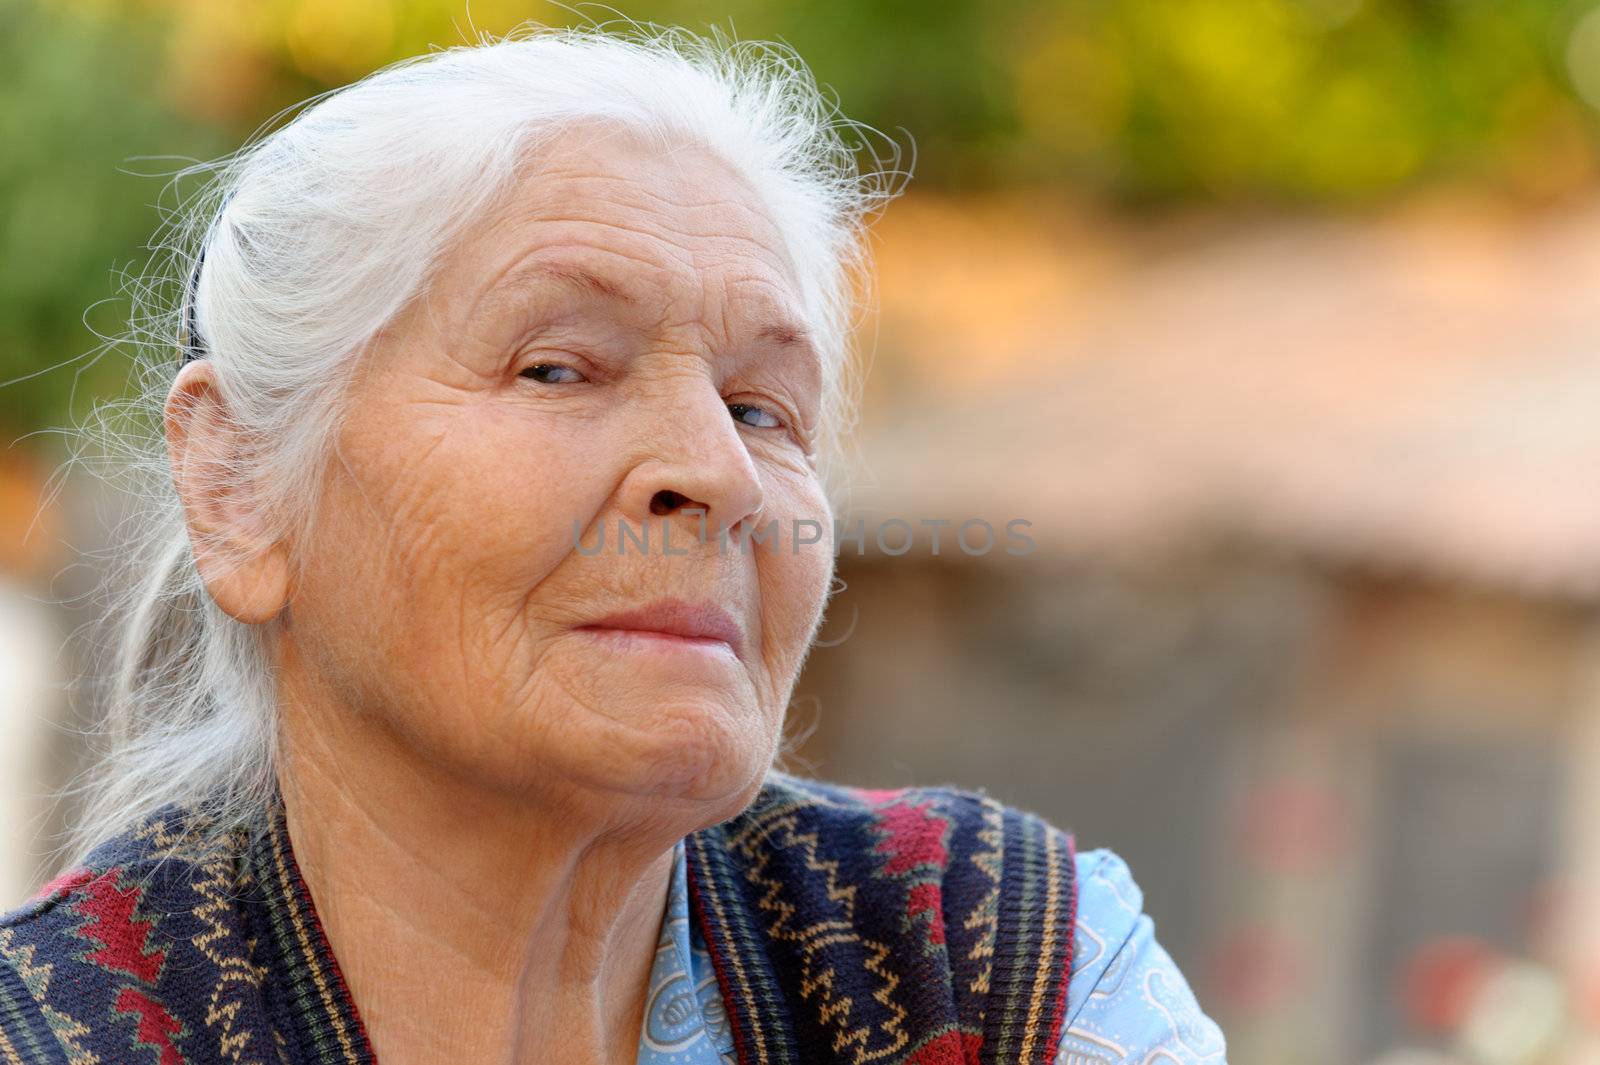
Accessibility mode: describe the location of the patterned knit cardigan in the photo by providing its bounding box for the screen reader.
[0,770,1079,1065]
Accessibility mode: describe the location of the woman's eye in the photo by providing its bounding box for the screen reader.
[519,363,586,384]
[728,402,784,429]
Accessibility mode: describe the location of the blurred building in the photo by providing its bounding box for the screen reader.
[791,192,1600,1065]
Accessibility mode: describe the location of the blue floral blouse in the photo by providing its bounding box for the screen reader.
[637,838,1230,1064]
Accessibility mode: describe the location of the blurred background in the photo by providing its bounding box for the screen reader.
[8,0,1600,1062]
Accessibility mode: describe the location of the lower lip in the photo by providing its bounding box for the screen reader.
[574,627,739,659]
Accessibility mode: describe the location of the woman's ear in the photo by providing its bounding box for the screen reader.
[164,362,290,624]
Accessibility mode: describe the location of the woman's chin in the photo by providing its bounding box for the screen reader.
[612,694,773,798]
[540,637,765,758]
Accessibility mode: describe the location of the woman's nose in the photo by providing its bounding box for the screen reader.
[619,383,766,549]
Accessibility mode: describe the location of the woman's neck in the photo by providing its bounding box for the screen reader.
[274,686,681,1065]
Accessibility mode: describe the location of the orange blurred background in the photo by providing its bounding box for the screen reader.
[10,3,1600,1062]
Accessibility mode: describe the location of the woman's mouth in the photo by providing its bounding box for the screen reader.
[575,597,744,658]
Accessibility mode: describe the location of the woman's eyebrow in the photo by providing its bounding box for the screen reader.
[757,319,811,348]
[470,257,641,316]
[523,260,639,306]
[496,256,817,356]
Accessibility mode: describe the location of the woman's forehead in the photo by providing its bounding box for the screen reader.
[432,134,816,352]
[464,127,802,288]
[436,247,819,403]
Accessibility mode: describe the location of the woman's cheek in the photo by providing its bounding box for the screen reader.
[429,413,599,564]
[760,503,834,668]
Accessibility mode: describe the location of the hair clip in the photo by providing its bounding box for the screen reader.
[178,189,239,366]
[178,243,208,366]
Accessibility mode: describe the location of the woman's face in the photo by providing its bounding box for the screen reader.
[279,124,835,812]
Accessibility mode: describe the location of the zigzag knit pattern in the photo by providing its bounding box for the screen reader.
[686,771,1079,1065]
[0,796,374,1065]
[0,771,1076,1064]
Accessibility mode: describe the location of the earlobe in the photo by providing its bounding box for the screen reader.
[196,542,291,624]
[165,363,292,625]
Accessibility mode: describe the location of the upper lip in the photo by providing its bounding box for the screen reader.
[579,598,744,656]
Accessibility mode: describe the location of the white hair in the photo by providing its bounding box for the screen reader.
[62,19,905,866]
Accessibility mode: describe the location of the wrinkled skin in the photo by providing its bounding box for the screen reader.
[165,122,837,1065]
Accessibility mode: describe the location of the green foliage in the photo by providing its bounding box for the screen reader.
[994,0,1598,203]
[0,1,224,450]
[5,0,1600,448]
[640,0,1599,200]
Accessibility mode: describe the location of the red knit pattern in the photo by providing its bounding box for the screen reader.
[74,870,168,983]
[114,986,185,1065]
[870,797,951,876]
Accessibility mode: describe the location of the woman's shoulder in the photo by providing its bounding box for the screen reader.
[749,775,1229,1060]
[0,802,259,1062]
[1065,846,1230,1062]
[758,767,1046,819]
[751,769,1079,873]
[755,769,1090,863]
[3,812,184,930]
[2,801,245,926]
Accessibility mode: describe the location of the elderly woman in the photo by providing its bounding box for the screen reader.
[0,24,1226,1065]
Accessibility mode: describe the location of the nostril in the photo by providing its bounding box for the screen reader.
[650,490,687,516]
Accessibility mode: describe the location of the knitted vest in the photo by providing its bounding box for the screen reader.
[0,770,1078,1064]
